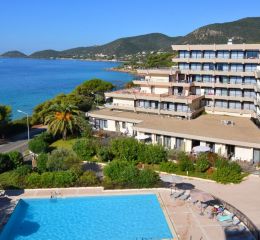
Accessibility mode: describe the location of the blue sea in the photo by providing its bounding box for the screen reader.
[0,58,133,119]
[0,194,173,240]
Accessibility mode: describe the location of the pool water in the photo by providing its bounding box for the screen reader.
[0,194,173,240]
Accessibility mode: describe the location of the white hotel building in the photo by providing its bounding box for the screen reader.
[88,42,260,163]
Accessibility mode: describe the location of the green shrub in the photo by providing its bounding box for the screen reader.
[97,147,114,162]
[0,153,13,173]
[159,161,178,173]
[212,165,243,184]
[77,171,99,186]
[214,157,229,168]
[26,173,41,188]
[178,158,195,172]
[8,151,23,168]
[36,153,48,173]
[0,170,21,189]
[195,154,210,172]
[104,160,158,188]
[40,172,54,187]
[47,149,78,171]
[15,165,31,177]
[37,132,54,144]
[110,138,140,162]
[137,169,159,188]
[73,138,98,161]
[52,171,76,187]
[139,144,167,164]
[28,137,49,154]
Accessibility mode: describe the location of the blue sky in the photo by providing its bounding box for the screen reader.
[1,0,260,54]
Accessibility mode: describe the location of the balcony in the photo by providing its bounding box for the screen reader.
[205,94,255,102]
[104,103,135,111]
[180,69,255,77]
[172,57,260,64]
[105,88,203,104]
[137,68,179,75]
[205,106,254,116]
[133,79,192,87]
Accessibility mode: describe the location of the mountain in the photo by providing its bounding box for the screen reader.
[3,17,260,59]
[177,17,260,44]
[1,51,27,58]
[30,33,182,58]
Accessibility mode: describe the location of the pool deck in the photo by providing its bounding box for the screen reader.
[0,187,245,240]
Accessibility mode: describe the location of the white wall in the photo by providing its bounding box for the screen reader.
[215,143,226,156]
[113,98,134,106]
[149,76,169,83]
[234,147,253,161]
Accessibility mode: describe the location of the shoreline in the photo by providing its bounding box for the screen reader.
[106,67,137,74]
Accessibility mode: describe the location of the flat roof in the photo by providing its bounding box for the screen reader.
[172,43,260,51]
[88,108,260,148]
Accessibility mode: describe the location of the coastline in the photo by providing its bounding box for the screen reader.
[106,67,137,75]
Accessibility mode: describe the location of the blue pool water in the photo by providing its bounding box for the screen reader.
[0,194,173,240]
[0,58,133,119]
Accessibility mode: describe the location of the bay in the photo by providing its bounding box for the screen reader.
[0,58,133,119]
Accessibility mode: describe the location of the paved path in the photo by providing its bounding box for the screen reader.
[0,128,46,153]
[161,173,260,230]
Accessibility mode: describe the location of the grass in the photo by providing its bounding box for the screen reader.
[50,138,79,150]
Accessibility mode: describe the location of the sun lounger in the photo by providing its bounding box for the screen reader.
[171,190,184,199]
[220,218,240,227]
[217,213,234,222]
[179,193,190,201]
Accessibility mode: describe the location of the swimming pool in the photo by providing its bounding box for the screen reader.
[0,194,173,240]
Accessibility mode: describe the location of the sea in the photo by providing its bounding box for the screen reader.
[0,58,133,119]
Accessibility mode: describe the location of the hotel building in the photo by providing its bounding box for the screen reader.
[88,41,260,163]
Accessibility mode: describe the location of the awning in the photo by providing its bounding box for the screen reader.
[135,135,150,140]
[192,145,211,153]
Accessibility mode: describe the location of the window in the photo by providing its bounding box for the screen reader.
[245,64,257,72]
[163,136,171,148]
[231,51,244,59]
[215,100,228,108]
[244,90,256,98]
[191,63,201,70]
[204,51,215,59]
[95,119,107,129]
[179,50,190,58]
[244,77,256,85]
[175,138,184,149]
[218,76,229,84]
[179,63,189,70]
[229,89,242,97]
[122,122,126,129]
[191,51,202,59]
[216,63,229,71]
[230,76,242,84]
[244,102,255,110]
[229,101,241,109]
[195,75,202,81]
[246,51,259,59]
[203,63,214,70]
[230,64,243,72]
[217,51,229,59]
[156,135,162,145]
[139,100,144,107]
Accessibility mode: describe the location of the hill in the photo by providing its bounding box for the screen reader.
[176,17,260,44]
[1,51,27,58]
[4,17,260,59]
[30,33,182,58]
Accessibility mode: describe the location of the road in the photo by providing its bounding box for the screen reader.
[0,127,46,153]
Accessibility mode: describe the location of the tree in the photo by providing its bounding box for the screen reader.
[72,138,98,161]
[0,105,12,137]
[44,103,84,140]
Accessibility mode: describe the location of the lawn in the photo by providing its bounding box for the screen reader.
[50,138,79,150]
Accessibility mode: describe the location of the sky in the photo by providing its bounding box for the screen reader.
[1,0,260,54]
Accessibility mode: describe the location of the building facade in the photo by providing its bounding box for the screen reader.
[88,42,260,163]
[172,43,260,119]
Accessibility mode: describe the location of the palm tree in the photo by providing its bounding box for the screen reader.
[44,103,84,140]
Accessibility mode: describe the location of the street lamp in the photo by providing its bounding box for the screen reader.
[17,109,30,142]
